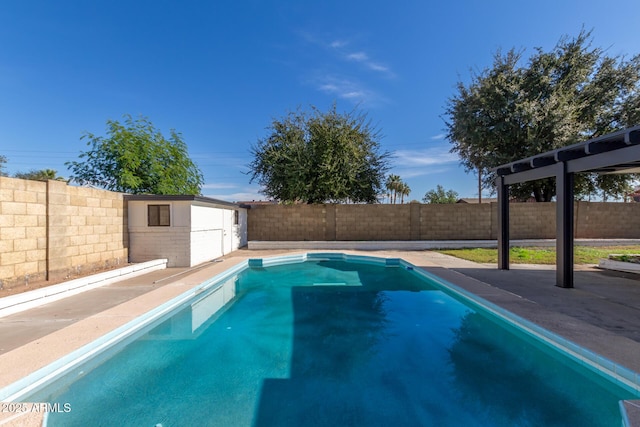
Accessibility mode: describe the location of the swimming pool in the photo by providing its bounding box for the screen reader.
[2,253,639,426]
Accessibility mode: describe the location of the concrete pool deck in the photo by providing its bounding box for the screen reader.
[1,248,640,425]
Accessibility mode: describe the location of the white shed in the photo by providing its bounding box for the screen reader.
[126,195,248,267]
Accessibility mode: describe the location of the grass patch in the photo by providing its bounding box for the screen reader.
[436,246,640,265]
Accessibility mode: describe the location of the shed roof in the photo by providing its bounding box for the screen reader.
[124,194,249,209]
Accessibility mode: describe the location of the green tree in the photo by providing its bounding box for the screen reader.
[423,185,459,204]
[445,30,640,201]
[67,115,204,195]
[14,169,67,182]
[248,104,390,203]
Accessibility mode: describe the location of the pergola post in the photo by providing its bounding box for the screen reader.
[497,175,510,270]
[556,162,574,288]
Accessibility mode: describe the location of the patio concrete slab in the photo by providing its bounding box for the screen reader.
[0,268,188,355]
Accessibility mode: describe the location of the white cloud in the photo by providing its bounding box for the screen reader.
[315,75,379,105]
[299,32,394,105]
[342,90,366,100]
[392,147,459,168]
[367,63,390,73]
[388,147,460,180]
[393,166,455,179]
[343,50,393,77]
[330,39,348,49]
[319,83,339,92]
[430,133,446,140]
[201,182,237,190]
[345,51,392,76]
[346,52,369,62]
[321,35,394,77]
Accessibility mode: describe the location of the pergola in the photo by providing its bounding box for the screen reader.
[494,125,640,288]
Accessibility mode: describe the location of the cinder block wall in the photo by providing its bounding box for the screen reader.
[336,205,411,240]
[51,182,128,277]
[0,177,128,289]
[0,178,47,285]
[508,203,557,239]
[421,203,493,239]
[575,201,640,238]
[247,204,327,241]
[247,202,640,241]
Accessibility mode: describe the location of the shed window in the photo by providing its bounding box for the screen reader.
[234,210,239,225]
[148,204,170,226]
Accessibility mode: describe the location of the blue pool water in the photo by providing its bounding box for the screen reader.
[18,257,639,426]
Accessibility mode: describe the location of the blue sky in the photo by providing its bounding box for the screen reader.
[1,1,639,202]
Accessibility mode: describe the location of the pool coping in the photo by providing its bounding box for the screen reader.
[1,249,640,426]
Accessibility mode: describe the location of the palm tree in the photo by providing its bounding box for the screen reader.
[385,174,401,204]
[14,169,67,182]
[399,182,411,204]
